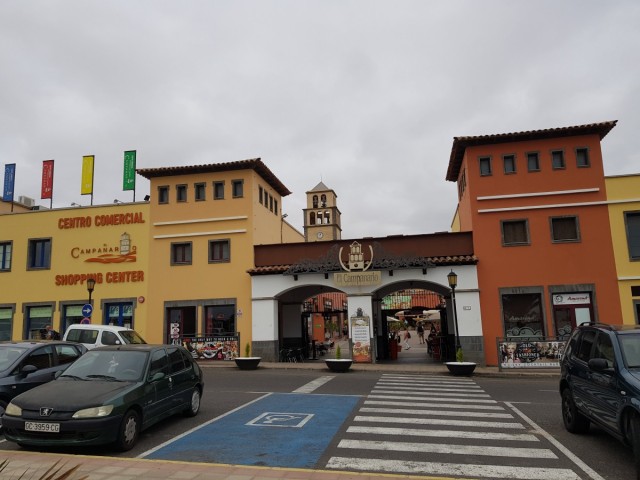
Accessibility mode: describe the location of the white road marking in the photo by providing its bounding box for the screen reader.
[326,457,581,480]
[368,393,497,403]
[292,376,334,393]
[347,425,539,441]
[505,401,606,480]
[376,385,486,393]
[372,388,490,398]
[364,399,504,410]
[338,438,556,458]
[377,380,483,389]
[354,415,525,429]
[359,407,513,418]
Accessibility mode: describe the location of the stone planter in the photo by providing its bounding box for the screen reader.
[325,359,353,373]
[234,357,261,370]
[445,361,476,376]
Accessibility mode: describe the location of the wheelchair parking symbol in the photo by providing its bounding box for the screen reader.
[247,412,314,428]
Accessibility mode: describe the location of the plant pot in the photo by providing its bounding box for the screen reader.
[445,361,476,376]
[325,359,353,372]
[235,357,261,370]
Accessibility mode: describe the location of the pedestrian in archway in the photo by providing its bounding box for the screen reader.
[416,322,425,344]
[403,328,411,350]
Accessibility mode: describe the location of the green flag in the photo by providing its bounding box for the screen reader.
[123,150,136,191]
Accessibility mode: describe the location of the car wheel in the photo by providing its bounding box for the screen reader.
[183,387,201,417]
[115,409,140,451]
[562,388,590,433]
[628,413,640,480]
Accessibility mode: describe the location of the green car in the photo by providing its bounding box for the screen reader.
[2,344,204,451]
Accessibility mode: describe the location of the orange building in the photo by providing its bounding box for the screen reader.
[446,121,623,365]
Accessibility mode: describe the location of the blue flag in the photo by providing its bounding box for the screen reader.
[2,164,16,202]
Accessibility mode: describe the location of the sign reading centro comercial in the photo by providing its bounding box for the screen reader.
[333,241,381,287]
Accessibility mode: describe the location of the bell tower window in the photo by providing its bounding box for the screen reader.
[312,195,318,208]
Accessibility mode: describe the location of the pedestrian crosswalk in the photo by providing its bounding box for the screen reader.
[325,373,583,480]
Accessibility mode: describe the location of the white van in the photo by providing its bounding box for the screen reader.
[63,324,146,350]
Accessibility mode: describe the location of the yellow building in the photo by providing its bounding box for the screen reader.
[0,159,302,352]
[606,174,640,324]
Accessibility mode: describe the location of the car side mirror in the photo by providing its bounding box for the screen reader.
[21,364,38,375]
[149,371,165,382]
[589,358,611,371]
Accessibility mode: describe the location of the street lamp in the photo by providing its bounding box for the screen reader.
[87,277,96,304]
[447,269,461,355]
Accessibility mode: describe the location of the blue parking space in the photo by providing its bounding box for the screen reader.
[143,392,361,468]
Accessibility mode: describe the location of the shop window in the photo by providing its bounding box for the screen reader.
[195,183,206,201]
[62,304,84,333]
[576,147,590,167]
[503,154,516,174]
[0,241,12,271]
[171,242,192,265]
[176,184,187,202]
[502,293,544,338]
[107,303,133,328]
[527,152,540,172]
[27,238,52,270]
[625,212,640,260]
[213,181,224,200]
[501,219,530,246]
[205,304,236,335]
[479,156,492,176]
[552,150,565,169]
[209,239,230,263]
[551,216,580,243]
[232,180,244,198]
[0,307,12,341]
[26,305,53,339]
[158,186,169,204]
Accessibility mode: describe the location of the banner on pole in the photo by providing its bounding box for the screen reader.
[123,150,136,191]
[2,164,16,202]
[41,160,54,199]
[81,155,94,195]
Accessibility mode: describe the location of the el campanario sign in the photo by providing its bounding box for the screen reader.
[333,241,381,287]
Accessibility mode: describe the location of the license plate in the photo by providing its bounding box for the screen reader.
[24,421,60,433]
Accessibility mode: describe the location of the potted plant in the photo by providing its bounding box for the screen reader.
[234,342,261,370]
[325,344,352,372]
[445,347,476,376]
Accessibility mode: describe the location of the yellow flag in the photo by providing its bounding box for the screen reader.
[81,155,94,195]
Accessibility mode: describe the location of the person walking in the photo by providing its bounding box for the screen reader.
[416,322,425,344]
[403,328,411,350]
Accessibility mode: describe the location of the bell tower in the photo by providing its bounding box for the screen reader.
[303,181,342,242]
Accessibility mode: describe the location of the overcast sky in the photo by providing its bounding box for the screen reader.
[2,1,639,239]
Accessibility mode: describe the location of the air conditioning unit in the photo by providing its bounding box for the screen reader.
[17,196,35,207]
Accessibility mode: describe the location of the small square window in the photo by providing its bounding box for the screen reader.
[624,212,640,260]
[576,148,590,167]
[214,182,224,200]
[479,157,492,176]
[176,184,187,202]
[171,242,192,265]
[552,150,565,169]
[503,154,516,174]
[28,238,52,269]
[232,180,244,198]
[0,241,12,271]
[501,220,529,246]
[195,183,206,201]
[209,240,230,263]
[269,195,274,212]
[259,186,264,205]
[274,199,278,215]
[158,186,169,204]
[550,216,580,242]
[527,152,540,172]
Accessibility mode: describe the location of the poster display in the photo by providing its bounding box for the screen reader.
[350,308,372,363]
[181,335,240,361]
[499,339,566,369]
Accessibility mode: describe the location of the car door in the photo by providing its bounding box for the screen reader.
[143,348,173,424]
[569,329,596,413]
[11,345,57,397]
[587,332,623,433]
[166,346,191,411]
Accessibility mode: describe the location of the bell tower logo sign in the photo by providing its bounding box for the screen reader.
[334,241,381,286]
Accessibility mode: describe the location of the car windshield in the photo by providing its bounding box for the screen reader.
[0,346,27,372]
[619,334,640,368]
[60,350,148,381]
[120,331,146,345]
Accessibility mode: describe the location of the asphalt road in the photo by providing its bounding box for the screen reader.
[0,368,635,479]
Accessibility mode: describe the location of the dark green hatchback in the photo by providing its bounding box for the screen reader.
[2,344,204,451]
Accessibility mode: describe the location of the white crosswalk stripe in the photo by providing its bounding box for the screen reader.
[325,373,585,479]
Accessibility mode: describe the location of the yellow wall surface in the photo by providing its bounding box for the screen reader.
[0,203,150,339]
[606,174,640,324]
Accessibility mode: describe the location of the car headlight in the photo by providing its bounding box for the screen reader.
[4,402,21,416]
[72,405,114,419]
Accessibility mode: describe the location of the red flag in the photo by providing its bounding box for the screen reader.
[41,160,54,199]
